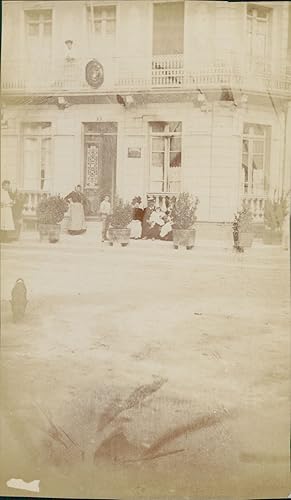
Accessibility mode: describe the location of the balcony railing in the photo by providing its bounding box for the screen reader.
[147,192,178,211]
[242,193,266,223]
[19,189,50,217]
[2,55,291,94]
[152,54,184,88]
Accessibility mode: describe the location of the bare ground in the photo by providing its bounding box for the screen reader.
[0,237,290,498]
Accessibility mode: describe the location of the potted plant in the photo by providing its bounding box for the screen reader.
[232,203,254,250]
[263,191,289,245]
[171,192,199,250]
[108,196,133,247]
[36,195,68,243]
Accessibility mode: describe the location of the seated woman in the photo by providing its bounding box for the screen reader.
[147,206,166,240]
[64,186,87,235]
[160,212,173,241]
[128,196,144,239]
[142,198,155,239]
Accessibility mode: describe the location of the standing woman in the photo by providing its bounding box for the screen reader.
[64,185,87,235]
[0,180,15,242]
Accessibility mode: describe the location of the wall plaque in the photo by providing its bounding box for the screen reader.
[128,147,141,158]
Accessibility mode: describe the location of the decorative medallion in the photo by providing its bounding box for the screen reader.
[85,59,104,88]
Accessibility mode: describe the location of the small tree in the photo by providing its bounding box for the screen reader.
[37,195,68,225]
[171,192,199,230]
[232,203,253,236]
[110,196,133,229]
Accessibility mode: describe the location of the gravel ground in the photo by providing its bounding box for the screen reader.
[0,235,290,498]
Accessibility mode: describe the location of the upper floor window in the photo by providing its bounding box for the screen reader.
[153,2,184,56]
[247,4,271,72]
[242,123,270,195]
[25,9,52,55]
[87,5,116,39]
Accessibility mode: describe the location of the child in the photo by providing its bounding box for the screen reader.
[100,195,111,241]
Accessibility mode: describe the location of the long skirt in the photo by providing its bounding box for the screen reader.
[160,222,173,241]
[128,220,142,239]
[146,223,161,240]
[67,203,86,235]
[1,205,15,231]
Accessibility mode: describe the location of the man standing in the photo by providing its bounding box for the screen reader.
[100,195,111,242]
[1,180,15,242]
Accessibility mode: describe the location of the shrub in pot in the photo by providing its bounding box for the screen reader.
[108,196,133,247]
[263,191,289,245]
[232,203,254,251]
[36,195,68,243]
[171,192,199,250]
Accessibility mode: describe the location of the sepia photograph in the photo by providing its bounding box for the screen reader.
[0,0,290,498]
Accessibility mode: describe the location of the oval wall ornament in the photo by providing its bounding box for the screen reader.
[85,60,104,88]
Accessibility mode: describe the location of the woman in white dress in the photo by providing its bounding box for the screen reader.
[1,180,15,242]
[64,186,87,235]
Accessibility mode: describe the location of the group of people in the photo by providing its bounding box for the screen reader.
[1,180,173,243]
[64,190,173,242]
[129,196,173,241]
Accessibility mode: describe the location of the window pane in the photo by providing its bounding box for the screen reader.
[152,137,165,152]
[151,181,164,192]
[106,20,116,34]
[93,7,102,19]
[242,153,248,167]
[27,11,40,22]
[253,124,265,136]
[170,137,181,151]
[104,6,116,19]
[169,121,182,133]
[42,10,52,21]
[28,23,39,36]
[244,123,252,134]
[253,140,264,154]
[170,152,181,168]
[153,2,184,55]
[94,20,102,33]
[242,139,249,152]
[252,155,264,169]
[151,167,164,182]
[150,122,166,133]
[152,152,164,167]
[43,23,52,36]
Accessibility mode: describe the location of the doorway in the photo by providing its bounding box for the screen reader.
[83,122,117,216]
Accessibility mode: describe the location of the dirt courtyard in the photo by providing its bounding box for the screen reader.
[0,236,290,499]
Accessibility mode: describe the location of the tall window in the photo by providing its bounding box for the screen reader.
[22,123,52,191]
[153,2,184,55]
[242,123,270,195]
[247,4,271,73]
[149,122,182,193]
[87,5,116,45]
[25,10,52,57]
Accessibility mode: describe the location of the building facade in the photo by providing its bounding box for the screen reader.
[1,0,291,223]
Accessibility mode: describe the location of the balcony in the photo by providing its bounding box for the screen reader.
[2,56,291,95]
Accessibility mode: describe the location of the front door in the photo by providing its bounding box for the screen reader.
[83,122,117,215]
